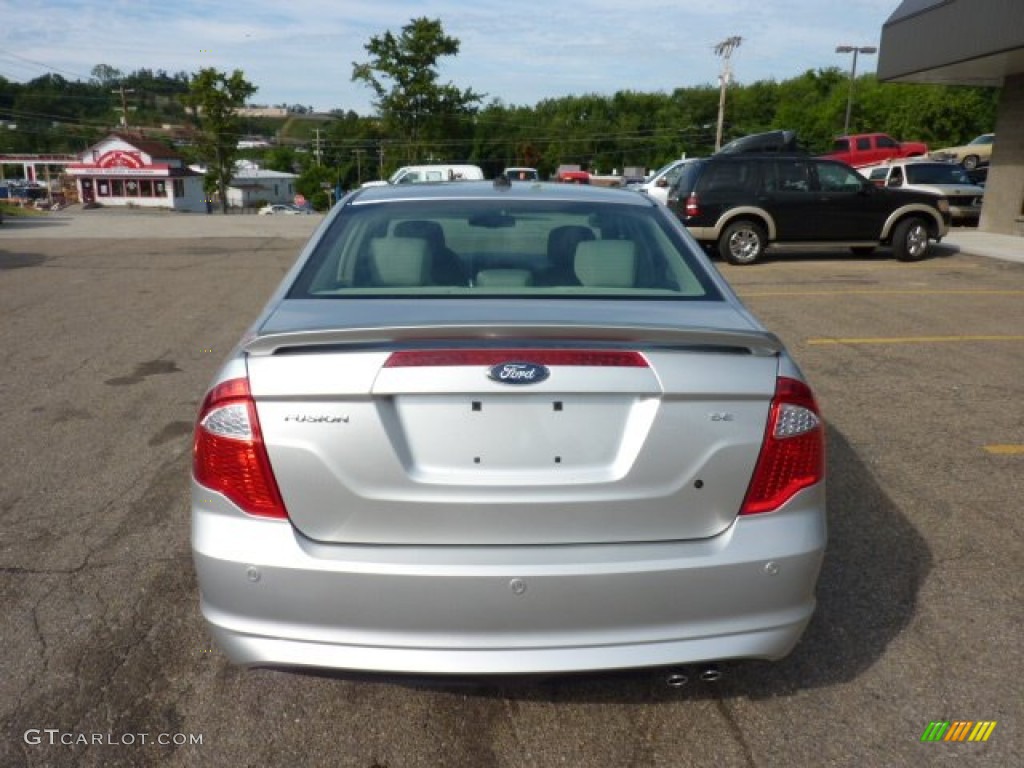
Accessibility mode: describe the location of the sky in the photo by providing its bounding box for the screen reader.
[0,1,900,114]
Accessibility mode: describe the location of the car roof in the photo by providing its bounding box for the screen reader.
[865,158,959,169]
[347,180,655,207]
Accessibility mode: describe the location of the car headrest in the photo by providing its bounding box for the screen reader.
[573,240,637,288]
[369,237,432,286]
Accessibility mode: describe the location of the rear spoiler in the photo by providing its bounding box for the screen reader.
[243,323,783,357]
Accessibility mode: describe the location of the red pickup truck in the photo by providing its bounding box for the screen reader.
[821,133,928,168]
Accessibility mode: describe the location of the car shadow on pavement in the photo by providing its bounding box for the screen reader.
[0,249,49,269]
[430,423,929,702]
[759,246,959,265]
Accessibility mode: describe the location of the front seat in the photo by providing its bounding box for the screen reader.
[393,220,467,286]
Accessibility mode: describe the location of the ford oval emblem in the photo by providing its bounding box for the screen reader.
[488,361,550,385]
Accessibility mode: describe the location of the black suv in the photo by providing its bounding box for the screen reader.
[667,151,951,265]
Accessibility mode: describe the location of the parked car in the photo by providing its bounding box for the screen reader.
[503,167,539,181]
[362,164,486,187]
[192,180,827,676]
[667,151,950,264]
[557,169,591,184]
[633,158,699,204]
[860,159,984,225]
[821,132,928,168]
[930,133,995,170]
[258,203,309,215]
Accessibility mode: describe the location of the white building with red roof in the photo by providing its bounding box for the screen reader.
[65,133,207,212]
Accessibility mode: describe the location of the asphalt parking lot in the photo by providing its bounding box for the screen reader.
[1,209,1020,767]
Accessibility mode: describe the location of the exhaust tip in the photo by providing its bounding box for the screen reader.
[699,665,722,683]
[665,672,689,688]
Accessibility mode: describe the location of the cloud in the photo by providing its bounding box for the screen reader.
[0,0,896,113]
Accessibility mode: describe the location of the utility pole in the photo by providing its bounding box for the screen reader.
[352,148,365,186]
[313,128,323,167]
[713,36,742,152]
[835,45,878,135]
[111,84,135,129]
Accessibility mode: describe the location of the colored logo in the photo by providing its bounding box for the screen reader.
[920,721,997,742]
[488,362,550,385]
[96,150,144,169]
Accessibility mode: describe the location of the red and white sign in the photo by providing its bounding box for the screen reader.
[97,150,145,169]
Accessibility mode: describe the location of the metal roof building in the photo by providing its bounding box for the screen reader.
[878,0,1024,236]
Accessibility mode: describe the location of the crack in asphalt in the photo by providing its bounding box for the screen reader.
[715,697,756,768]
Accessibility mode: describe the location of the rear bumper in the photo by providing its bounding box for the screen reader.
[192,481,826,675]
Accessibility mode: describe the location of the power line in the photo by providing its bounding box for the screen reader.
[0,48,96,83]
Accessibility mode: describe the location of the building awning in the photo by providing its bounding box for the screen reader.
[878,0,1024,85]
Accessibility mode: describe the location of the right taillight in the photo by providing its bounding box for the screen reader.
[193,377,288,519]
[685,193,700,217]
[740,376,824,515]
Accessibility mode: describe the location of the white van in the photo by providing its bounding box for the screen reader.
[362,164,485,187]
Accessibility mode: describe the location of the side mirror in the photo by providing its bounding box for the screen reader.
[656,178,669,188]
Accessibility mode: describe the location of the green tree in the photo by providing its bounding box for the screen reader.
[351,17,483,164]
[89,64,125,89]
[182,68,256,213]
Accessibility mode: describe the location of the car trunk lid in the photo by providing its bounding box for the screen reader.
[245,302,781,545]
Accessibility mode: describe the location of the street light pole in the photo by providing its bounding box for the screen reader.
[835,45,877,135]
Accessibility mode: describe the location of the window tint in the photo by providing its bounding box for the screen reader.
[856,137,871,150]
[696,160,757,196]
[815,161,865,192]
[905,163,972,184]
[669,160,705,196]
[832,139,850,152]
[767,160,812,192]
[288,200,721,301]
[877,136,898,149]
[664,163,688,184]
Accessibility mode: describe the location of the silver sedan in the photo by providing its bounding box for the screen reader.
[192,180,826,676]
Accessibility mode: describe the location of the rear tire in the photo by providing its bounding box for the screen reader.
[962,154,980,171]
[891,217,930,262]
[718,220,767,265]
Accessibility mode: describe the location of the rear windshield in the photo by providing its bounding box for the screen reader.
[669,160,705,196]
[288,199,721,300]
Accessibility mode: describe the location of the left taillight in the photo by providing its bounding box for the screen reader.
[740,376,825,515]
[192,376,288,519]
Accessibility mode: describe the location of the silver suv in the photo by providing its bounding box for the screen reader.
[860,159,983,225]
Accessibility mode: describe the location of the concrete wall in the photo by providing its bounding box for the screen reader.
[979,73,1024,235]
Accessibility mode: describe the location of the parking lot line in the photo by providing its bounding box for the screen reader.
[729,261,983,270]
[806,335,1024,346]
[984,445,1024,455]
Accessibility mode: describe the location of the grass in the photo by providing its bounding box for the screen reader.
[0,202,49,218]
